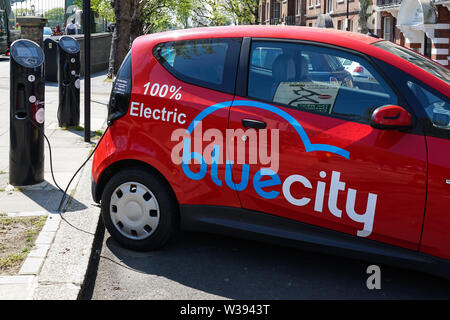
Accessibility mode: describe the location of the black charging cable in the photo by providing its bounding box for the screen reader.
[40,124,110,214]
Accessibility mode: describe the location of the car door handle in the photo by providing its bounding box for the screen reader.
[241,119,267,129]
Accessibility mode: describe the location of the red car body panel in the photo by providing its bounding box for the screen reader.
[420,136,450,260]
[228,98,427,250]
[92,26,450,262]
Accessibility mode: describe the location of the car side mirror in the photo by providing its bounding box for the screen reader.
[370,105,412,130]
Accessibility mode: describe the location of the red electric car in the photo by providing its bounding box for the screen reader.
[92,26,450,277]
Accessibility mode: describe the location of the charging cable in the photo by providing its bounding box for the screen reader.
[40,124,110,214]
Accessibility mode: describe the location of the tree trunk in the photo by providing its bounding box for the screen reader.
[107,0,132,79]
[359,0,370,34]
[130,0,144,45]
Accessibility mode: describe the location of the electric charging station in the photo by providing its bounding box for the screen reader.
[9,39,45,186]
[57,36,80,127]
[44,37,59,82]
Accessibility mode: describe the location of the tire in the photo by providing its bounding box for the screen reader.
[100,167,178,251]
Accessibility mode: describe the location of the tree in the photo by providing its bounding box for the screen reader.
[359,0,372,34]
[13,8,33,17]
[191,0,230,27]
[44,7,64,24]
[107,0,132,78]
[223,0,258,25]
[74,0,115,23]
[110,0,192,78]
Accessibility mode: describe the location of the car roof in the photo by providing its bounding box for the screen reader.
[140,25,378,49]
[134,25,449,96]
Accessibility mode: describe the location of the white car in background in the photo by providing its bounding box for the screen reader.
[339,58,379,90]
[340,58,373,79]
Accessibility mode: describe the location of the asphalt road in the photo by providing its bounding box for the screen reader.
[83,223,450,300]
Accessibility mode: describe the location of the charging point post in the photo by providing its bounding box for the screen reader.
[57,36,80,127]
[9,39,45,186]
[44,37,59,82]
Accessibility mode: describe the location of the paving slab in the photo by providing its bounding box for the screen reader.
[0,276,36,300]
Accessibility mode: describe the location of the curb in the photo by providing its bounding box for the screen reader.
[0,155,102,300]
[32,158,101,300]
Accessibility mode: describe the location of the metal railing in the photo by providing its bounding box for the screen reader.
[11,0,66,28]
[284,15,296,25]
[270,17,280,25]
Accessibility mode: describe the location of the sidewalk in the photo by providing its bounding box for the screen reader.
[0,56,111,299]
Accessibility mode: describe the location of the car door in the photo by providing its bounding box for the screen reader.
[404,80,450,260]
[132,37,243,208]
[227,39,427,250]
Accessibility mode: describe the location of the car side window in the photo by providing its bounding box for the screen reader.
[248,41,398,123]
[154,38,241,95]
[408,81,450,130]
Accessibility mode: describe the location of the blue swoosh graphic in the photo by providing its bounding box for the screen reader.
[186,100,350,159]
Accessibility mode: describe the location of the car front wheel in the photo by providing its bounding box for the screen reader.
[100,168,178,251]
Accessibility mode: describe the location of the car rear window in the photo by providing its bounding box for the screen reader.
[373,40,450,84]
[154,38,241,94]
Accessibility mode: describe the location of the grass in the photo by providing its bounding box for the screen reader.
[0,216,47,273]
[61,125,84,131]
[93,129,103,137]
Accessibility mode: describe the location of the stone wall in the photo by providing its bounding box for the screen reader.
[73,32,112,75]
[17,16,48,48]
[44,32,112,78]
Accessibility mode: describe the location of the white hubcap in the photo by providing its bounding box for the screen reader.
[110,182,160,240]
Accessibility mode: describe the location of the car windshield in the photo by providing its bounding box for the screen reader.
[373,40,450,84]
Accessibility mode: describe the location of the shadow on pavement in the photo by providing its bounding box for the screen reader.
[17,179,88,213]
[92,230,450,300]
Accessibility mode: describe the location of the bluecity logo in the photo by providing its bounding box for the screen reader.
[171,100,378,237]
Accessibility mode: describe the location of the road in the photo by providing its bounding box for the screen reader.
[83,224,450,300]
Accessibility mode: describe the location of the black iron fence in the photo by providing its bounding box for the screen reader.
[11,0,66,29]
[270,18,280,25]
[9,0,106,33]
[284,15,296,26]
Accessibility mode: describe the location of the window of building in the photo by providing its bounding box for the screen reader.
[261,4,266,22]
[154,38,241,94]
[247,41,398,123]
[316,0,321,6]
[328,0,333,13]
[383,17,391,41]
[273,2,280,19]
[297,0,301,15]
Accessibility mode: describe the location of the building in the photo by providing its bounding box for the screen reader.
[305,0,360,30]
[257,0,449,67]
[374,0,450,67]
[258,0,305,25]
[258,0,360,31]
